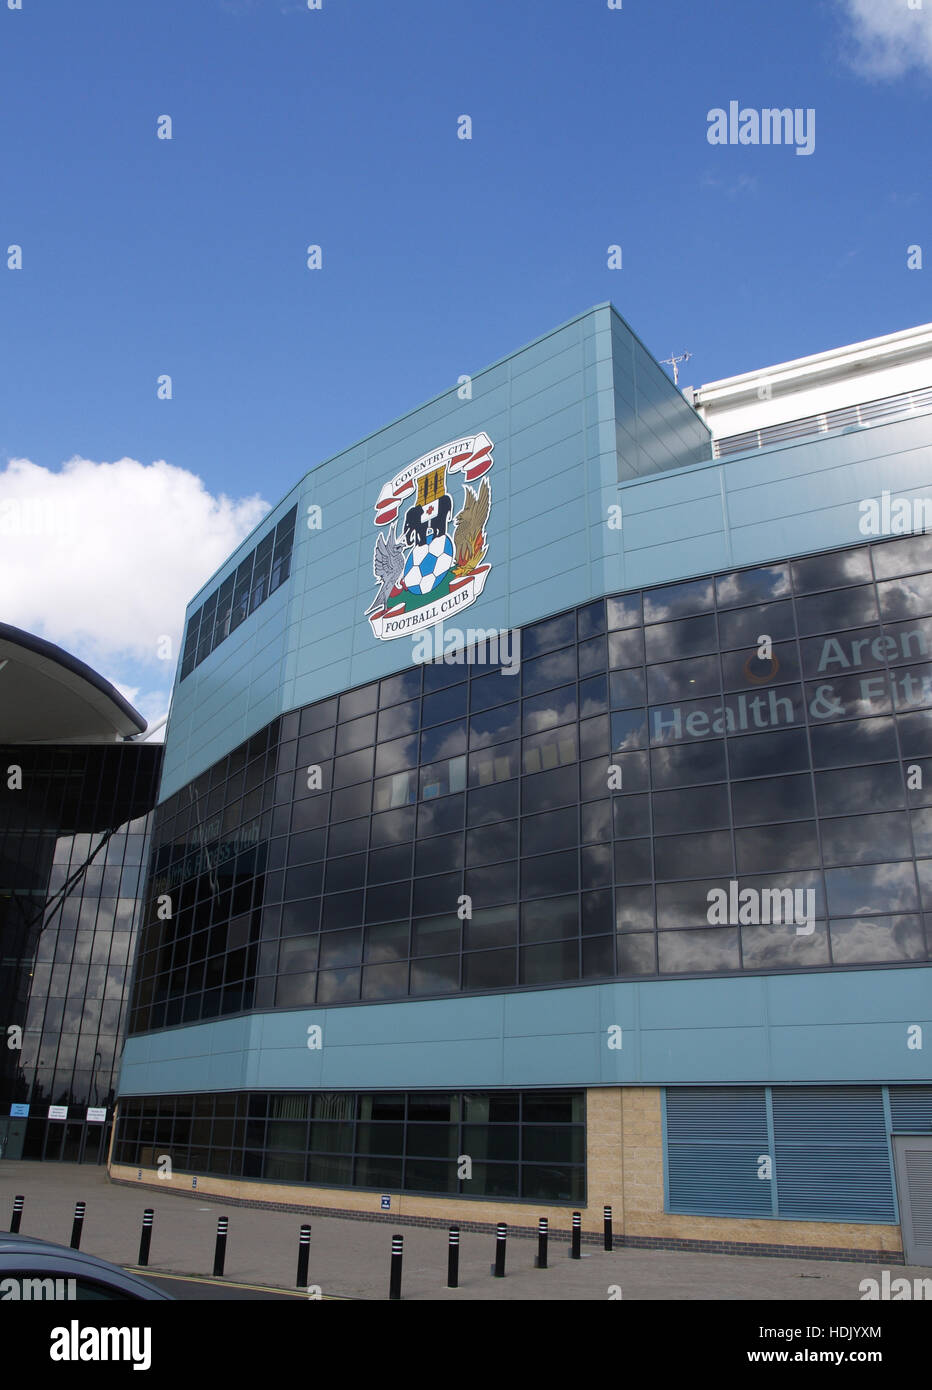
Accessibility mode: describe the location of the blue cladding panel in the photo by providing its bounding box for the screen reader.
[118,966,932,1097]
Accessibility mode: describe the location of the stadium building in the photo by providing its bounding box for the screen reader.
[111,305,932,1263]
[0,626,162,1163]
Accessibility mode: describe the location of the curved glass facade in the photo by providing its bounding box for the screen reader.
[0,743,161,1159]
[128,531,932,1035]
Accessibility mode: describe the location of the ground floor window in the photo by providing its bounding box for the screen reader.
[114,1088,585,1202]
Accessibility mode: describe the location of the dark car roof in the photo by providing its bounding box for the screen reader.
[0,1232,173,1299]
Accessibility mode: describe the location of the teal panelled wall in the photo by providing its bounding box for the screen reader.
[159,304,709,801]
[118,964,932,1098]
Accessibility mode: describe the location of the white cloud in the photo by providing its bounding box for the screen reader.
[836,0,932,79]
[0,456,270,717]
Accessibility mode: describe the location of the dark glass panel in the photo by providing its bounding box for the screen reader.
[578,634,607,677]
[333,748,374,788]
[375,735,418,777]
[521,851,578,898]
[616,931,656,973]
[522,648,577,697]
[470,670,515,713]
[466,820,518,865]
[579,714,610,760]
[415,832,463,874]
[418,792,465,837]
[830,914,927,964]
[610,668,647,710]
[299,700,338,736]
[464,861,517,906]
[643,577,714,623]
[362,962,410,998]
[611,710,647,752]
[522,807,578,856]
[521,612,576,659]
[325,820,366,857]
[469,704,519,748]
[519,939,579,983]
[336,715,376,755]
[741,921,829,969]
[814,763,904,817]
[467,781,519,826]
[651,740,726,788]
[377,700,420,740]
[613,839,652,883]
[412,872,462,917]
[644,614,717,663]
[613,793,650,838]
[731,774,814,825]
[734,821,819,873]
[577,599,606,639]
[422,683,468,726]
[338,685,378,720]
[824,862,918,916]
[365,881,412,923]
[795,585,879,636]
[647,655,720,704]
[655,830,732,880]
[321,890,364,930]
[727,728,810,780]
[420,720,467,763]
[792,548,872,593]
[715,565,791,609]
[608,628,645,669]
[658,927,740,974]
[519,894,577,943]
[523,684,577,733]
[809,717,898,769]
[581,888,613,936]
[820,812,910,866]
[379,670,421,706]
[370,806,416,847]
[363,920,409,963]
[463,905,518,949]
[718,600,795,649]
[521,764,578,811]
[606,593,642,630]
[409,956,460,994]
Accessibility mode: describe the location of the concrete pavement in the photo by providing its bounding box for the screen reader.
[1,1162,928,1301]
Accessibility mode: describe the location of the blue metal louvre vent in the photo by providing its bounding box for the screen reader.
[772,1088,895,1224]
[665,1088,772,1216]
[889,1086,932,1133]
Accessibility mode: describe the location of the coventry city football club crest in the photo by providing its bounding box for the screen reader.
[366,433,493,641]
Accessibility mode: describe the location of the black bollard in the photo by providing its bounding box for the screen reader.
[10,1196,24,1234]
[446,1226,460,1289]
[536,1217,548,1269]
[213,1216,229,1277]
[389,1233,403,1301]
[70,1201,86,1251]
[296,1223,312,1288]
[603,1205,613,1252]
[492,1222,507,1278]
[138,1209,154,1266]
[570,1210,581,1259]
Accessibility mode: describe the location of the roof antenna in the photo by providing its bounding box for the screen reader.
[662,350,692,386]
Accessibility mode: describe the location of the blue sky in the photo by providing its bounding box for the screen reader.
[0,0,929,726]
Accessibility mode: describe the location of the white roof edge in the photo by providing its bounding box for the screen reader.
[694,321,932,406]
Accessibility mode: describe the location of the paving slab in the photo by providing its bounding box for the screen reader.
[1,1162,929,1301]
